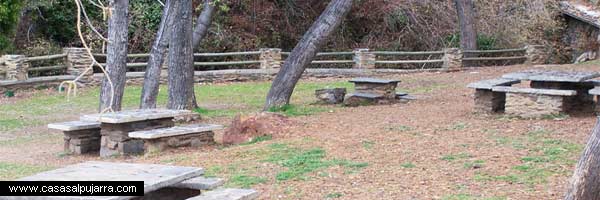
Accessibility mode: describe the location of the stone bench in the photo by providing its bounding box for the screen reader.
[467,78,521,113]
[349,78,400,99]
[343,92,384,107]
[186,188,259,200]
[492,86,577,118]
[47,121,101,155]
[128,124,224,152]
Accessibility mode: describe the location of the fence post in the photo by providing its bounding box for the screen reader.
[260,48,282,69]
[525,45,546,65]
[353,48,376,69]
[63,48,94,84]
[3,55,29,81]
[442,48,463,72]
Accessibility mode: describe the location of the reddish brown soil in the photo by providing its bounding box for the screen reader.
[2,64,600,199]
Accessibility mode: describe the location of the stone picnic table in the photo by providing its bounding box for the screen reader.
[502,70,600,112]
[80,109,191,157]
[469,70,600,117]
[5,161,204,200]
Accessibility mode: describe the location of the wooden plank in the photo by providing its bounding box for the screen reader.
[28,65,68,72]
[375,59,444,64]
[463,48,526,54]
[24,54,67,62]
[194,52,261,57]
[194,61,261,66]
[372,51,444,56]
[311,60,354,64]
[462,56,526,61]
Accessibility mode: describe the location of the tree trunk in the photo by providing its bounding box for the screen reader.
[139,0,175,109]
[263,0,353,110]
[140,0,215,109]
[565,119,600,200]
[167,0,195,110]
[454,0,478,50]
[99,0,129,112]
[192,0,215,49]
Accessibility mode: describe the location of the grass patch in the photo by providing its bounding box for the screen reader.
[0,162,54,180]
[479,127,583,186]
[264,143,368,181]
[361,140,375,149]
[463,160,485,169]
[401,162,416,168]
[228,174,267,188]
[241,135,273,145]
[441,153,471,162]
[267,104,329,117]
[385,125,415,132]
[326,192,343,198]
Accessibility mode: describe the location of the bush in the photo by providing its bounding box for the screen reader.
[0,0,22,53]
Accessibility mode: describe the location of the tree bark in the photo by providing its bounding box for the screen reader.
[140,0,174,109]
[99,0,129,112]
[192,0,215,49]
[140,0,215,109]
[565,118,600,200]
[263,0,353,110]
[454,0,478,50]
[167,0,195,110]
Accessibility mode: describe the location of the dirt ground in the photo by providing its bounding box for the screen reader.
[2,64,600,199]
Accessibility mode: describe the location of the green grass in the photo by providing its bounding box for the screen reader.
[477,127,583,186]
[263,143,368,181]
[0,162,54,180]
[241,135,273,145]
[326,192,343,198]
[463,160,485,169]
[401,162,416,168]
[441,152,472,162]
[228,174,267,188]
[0,81,353,131]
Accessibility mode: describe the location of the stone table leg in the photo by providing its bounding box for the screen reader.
[530,81,595,113]
[474,89,506,113]
[100,118,175,157]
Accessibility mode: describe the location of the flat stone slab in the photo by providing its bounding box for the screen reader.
[81,109,192,124]
[48,120,101,131]
[502,70,600,82]
[174,177,224,190]
[187,188,259,200]
[492,86,577,96]
[129,124,224,139]
[11,161,204,200]
[349,77,400,84]
[590,87,600,95]
[467,78,521,90]
[350,92,384,99]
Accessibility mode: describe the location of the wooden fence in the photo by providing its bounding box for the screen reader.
[0,46,540,81]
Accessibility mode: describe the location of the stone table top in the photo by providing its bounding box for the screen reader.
[80,109,192,124]
[502,70,600,83]
[349,77,400,84]
[9,161,204,200]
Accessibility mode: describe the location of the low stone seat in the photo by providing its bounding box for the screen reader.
[349,78,400,99]
[174,176,224,190]
[467,78,521,90]
[492,86,577,118]
[467,78,520,113]
[48,121,101,155]
[343,92,384,107]
[186,188,259,200]
[589,87,600,95]
[129,124,224,152]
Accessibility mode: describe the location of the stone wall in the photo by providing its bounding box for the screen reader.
[100,118,174,157]
[442,48,463,71]
[505,93,567,118]
[473,89,506,113]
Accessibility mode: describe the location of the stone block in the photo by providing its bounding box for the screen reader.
[353,49,376,69]
[442,48,463,72]
[119,140,144,154]
[474,89,506,113]
[343,93,383,107]
[145,132,215,153]
[505,93,568,118]
[315,88,346,104]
